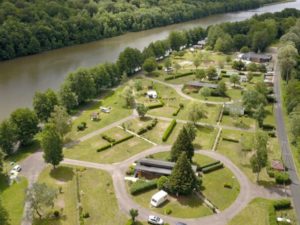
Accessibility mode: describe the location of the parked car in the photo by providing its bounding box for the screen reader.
[148,215,164,225]
[12,165,21,172]
[176,223,187,225]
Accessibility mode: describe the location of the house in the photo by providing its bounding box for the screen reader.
[135,158,197,177]
[151,190,168,207]
[147,90,158,99]
[186,81,218,89]
[239,52,272,63]
[271,160,285,172]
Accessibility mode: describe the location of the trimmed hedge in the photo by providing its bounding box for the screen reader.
[101,134,116,143]
[97,144,112,152]
[274,171,290,185]
[222,137,239,143]
[200,161,221,170]
[148,100,164,109]
[164,72,193,81]
[202,163,224,173]
[162,119,177,142]
[114,135,134,145]
[130,179,157,195]
[172,107,181,116]
[137,119,158,135]
[273,199,291,210]
[97,135,134,152]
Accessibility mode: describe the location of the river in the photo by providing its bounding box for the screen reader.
[0,0,299,121]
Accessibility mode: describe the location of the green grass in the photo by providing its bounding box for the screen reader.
[221,115,256,129]
[193,125,217,150]
[64,129,152,164]
[33,166,126,225]
[66,88,132,140]
[0,176,28,225]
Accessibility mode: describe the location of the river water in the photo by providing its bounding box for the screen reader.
[0,0,300,121]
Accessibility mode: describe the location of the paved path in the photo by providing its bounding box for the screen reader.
[62,145,287,225]
[272,48,300,222]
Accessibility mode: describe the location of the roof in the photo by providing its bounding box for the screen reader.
[147,90,157,95]
[271,160,285,171]
[241,52,272,61]
[187,81,218,89]
[152,190,168,200]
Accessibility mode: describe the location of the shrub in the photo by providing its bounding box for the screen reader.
[164,72,193,80]
[101,134,116,143]
[274,172,290,185]
[53,210,60,218]
[266,166,275,178]
[137,127,148,135]
[164,208,172,215]
[172,107,181,116]
[162,119,177,142]
[125,219,134,225]
[202,163,224,173]
[82,212,90,218]
[157,65,163,70]
[114,135,134,145]
[273,199,291,210]
[179,103,184,108]
[97,144,112,152]
[126,165,135,175]
[262,124,275,131]
[130,179,157,195]
[148,101,164,109]
[77,122,87,131]
[200,161,221,170]
[222,137,239,143]
[224,183,232,189]
[157,176,169,190]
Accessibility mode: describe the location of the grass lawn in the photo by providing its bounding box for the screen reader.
[33,166,126,225]
[221,115,256,130]
[264,104,276,127]
[66,88,132,140]
[217,129,277,185]
[64,129,152,164]
[193,125,217,150]
[0,175,28,225]
[131,188,213,218]
[229,198,298,225]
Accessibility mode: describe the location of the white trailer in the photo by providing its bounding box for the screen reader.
[150,190,168,207]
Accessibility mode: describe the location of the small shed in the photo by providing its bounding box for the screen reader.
[147,90,158,99]
[271,160,285,171]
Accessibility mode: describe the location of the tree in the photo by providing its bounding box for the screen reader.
[136,104,148,118]
[0,120,16,155]
[0,199,10,225]
[168,31,187,51]
[250,131,268,182]
[215,81,227,96]
[195,69,206,80]
[118,47,143,75]
[27,183,57,219]
[214,34,233,53]
[142,57,157,74]
[206,66,217,80]
[164,58,172,69]
[10,108,39,146]
[232,60,245,71]
[157,176,169,190]
[278,44,298,83]
[187,102,206,123]
[48,106,71,137]
[0,150,4,174]
[168,152,200,195]
[33,89,58,122]
[253,104,267,127]
[184,123,196,142]
[170,126,194,162]
[58,84,78,113]
[174,63,181,75]
[290,110,300,143]
[242,90,267,113]
[246,72,254,83]
[121,86,135,108]
[230,74,240,87]
[240,46,250,53]
[200,87,211,98]
[255,82,268,98]
[134,80,143,91]
[193,57,201,69]
[39,125,63,168]
[129,209,138,222]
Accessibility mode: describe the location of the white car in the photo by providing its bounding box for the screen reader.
[277,217,291,223]
[148,215,164,225]
[12,165,21,172]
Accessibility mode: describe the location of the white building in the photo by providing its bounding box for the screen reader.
[147,90,158,99]
[150,190,168,207]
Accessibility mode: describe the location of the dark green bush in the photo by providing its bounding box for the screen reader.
[224,183,232,189]
[273,199,291,210]
[162,119,177,142]
[275,172,290,185]
[222,137,239,143]
[77,122,87,131]
[266,166,275,178]
[114,135,134,145]
[148,101,164,109]
[82,212,90,218]
[157,176,169,190]
[97,144,112,152]
[101,134,116,143]
[172,107,181,116]
[200,161,221,170]
[157,65,163,70]
[130,179,157,195]
[202,163,223,173]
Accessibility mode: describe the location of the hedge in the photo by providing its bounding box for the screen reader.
[222,137,239,143]
[262,124,275,131]
[274,172,290,185]
[130,179,157,195]
[137,119,158,135]
[273,199,291,210]
[148,101,164,109]
[101,134,116,143]
[114,135,134,145]
[162,119,177,142]
[97,144,112,152]
[200,161,221,171]
[202,163,224,173]
[164,72,193,81]
[268,204,277,225]
[172,107,181,116]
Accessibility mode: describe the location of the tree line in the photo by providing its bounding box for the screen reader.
[0,0,281,60]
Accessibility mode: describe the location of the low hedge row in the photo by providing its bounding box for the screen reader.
[97,135,134,152]
[148,100,164,109]
[101,134,116,143]
[172,107,181,116]
[269,199,292,225]
[200,161,221,171]
[130,179,157,195]
[164,72,193,81]
[162,119,177,142]
[137,119,158,135]
[202,163,223,173]
[222,137,239,143]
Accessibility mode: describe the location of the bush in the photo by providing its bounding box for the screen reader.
[262,124,275,131]
[274,172,290,185]
[137,127,148,135]
[97,144,112,152]
[164,208,172,215]
[53,210,60,218]
[266,166,275,178]
[273,199,291,210]
[157,65,163,70]
[148,101,164,109]
[200,161,221,170]
[125,219,134,225]
[77,122,87,131]
[82,212,90,218]
[157,176,169,190]
[224,183,232,189]
[126,165,136,175]
[101,134,116,143]
[137,119,157,134]
[164,72,193,80]
[114,135,134,145]
[130,179,157,195]
[222,137,239,143]
[172,107,181,116]
[162,119,177,142]
[179,103,184,108]
[202,163,224,173]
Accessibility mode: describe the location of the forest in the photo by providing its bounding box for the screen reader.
[0,0,281,60]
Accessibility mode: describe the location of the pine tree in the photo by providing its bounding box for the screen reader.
[170,126,194,162]
[168,152,200,195]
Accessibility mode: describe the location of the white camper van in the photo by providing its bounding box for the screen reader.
[150,190,168,207]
